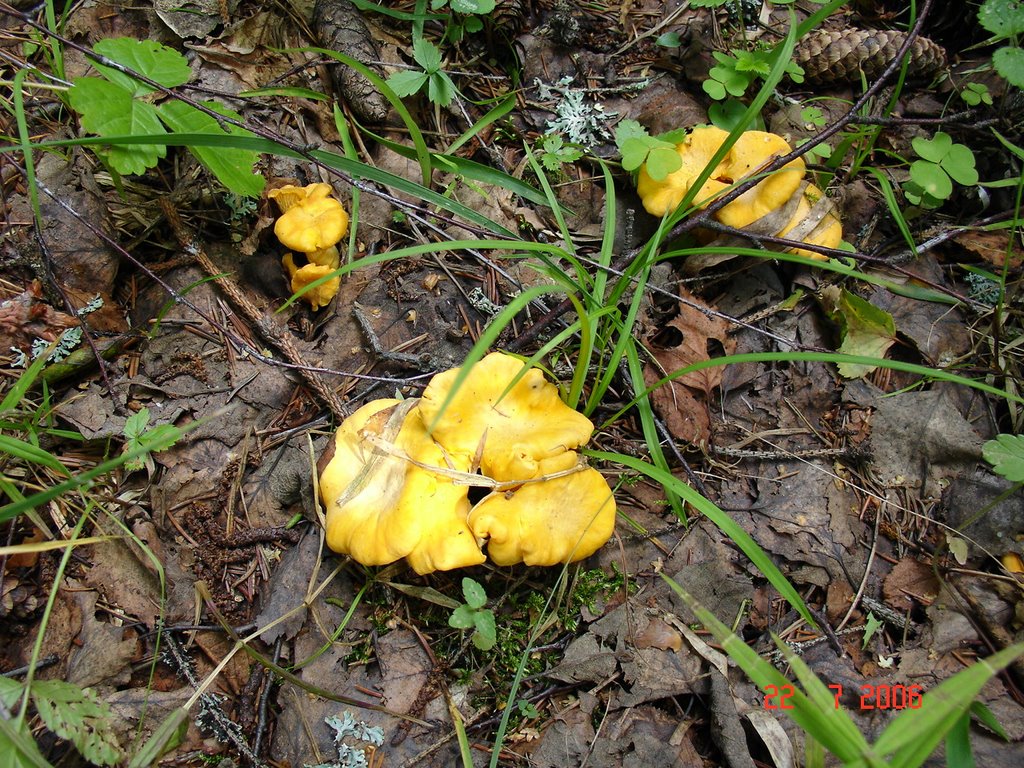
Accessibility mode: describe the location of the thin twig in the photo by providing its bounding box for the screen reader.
[159,199,349,421]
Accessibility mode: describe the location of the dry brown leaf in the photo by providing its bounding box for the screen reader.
[955,230,1023,269]
[644,290,736,444]
[883,558,940,609]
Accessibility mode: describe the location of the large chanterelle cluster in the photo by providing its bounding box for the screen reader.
[319,353,617,574]
[636,126,842,259]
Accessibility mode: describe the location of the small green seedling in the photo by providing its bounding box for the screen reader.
[703,48,804,101]
[432,0,496,41]
[983,434,1024,482]
[535,134,584,172]
[614,119,686,180]
[979,0,1024,89]
[122,407,181,473]
[449,577,496,650]
[66,38,263,196]
[903,131,979,208]
[516,699,541,719]
[960,82,994,107]
[387,37,457,106]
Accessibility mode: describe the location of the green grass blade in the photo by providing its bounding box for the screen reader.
[595,452,815,626]
[0,423,183,524]
[873,642,1024,766]
[662,574,871,761]
[357,125,549,206]
[447,92,517,154]
[1,344,56,414]
[13,69,41,225]
[304,46,432,187]
[0,435,68,474]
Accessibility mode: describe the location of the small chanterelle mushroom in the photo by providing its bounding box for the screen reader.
[635,126,841,260]
[268,183,349,310]
[319,352,617,573]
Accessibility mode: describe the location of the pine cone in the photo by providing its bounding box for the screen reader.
[794,28,946,84]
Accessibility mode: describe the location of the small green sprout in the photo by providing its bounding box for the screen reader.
[960,82,994,107]
[703,48,804,101]
[387,37,457,106]
[516,699,541,719]
[122,407,181,473]
[903,132,978,208]
[449,577,497,650]
[536,134,584,172]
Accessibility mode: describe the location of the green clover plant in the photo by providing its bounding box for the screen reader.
[449,577,497,650]
[960,82,994,106]
[703,48,804,101]
[66,38,264,197]
[903,132,978,208]
[614,119,686,181]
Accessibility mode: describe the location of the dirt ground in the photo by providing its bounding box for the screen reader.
[3,0,1024,766]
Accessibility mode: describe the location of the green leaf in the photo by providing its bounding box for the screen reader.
[993,45,1024,89]
[122,407,150,441]
[910,160,953,200]
[941,144,979,186]
[978,0,1024,38]
[656,31,683,47]
[387,69,428,97]
[31,680,122,766]
[820,286,896,378]
[66,78,167,175]
[644,145,682,180]
[619,136,653,171]
[449,604,477,629]
[157,101,265,197]
[0,677,23,708]
[982,434,1024,481]
[92,38,191,94]
[702,78,728,101]
[913,132,953,163]
[969,700,1009,741]
[708,98,750,131]
[472,610,497,650]
[427,71,456,106]
[451,0,495,12]
[862,612,883,648]
[614,118,648,145]
[412,37,442,72]
[0,717,51,768]
[462,577,487,609]
[945,710,975,768]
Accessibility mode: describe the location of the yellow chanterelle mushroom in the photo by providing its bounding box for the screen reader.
[319,353,618,572]
[268,183,349,309]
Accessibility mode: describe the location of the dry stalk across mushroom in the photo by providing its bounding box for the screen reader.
[319,353,617,574]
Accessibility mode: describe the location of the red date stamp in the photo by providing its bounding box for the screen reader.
[762,684,923,710]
